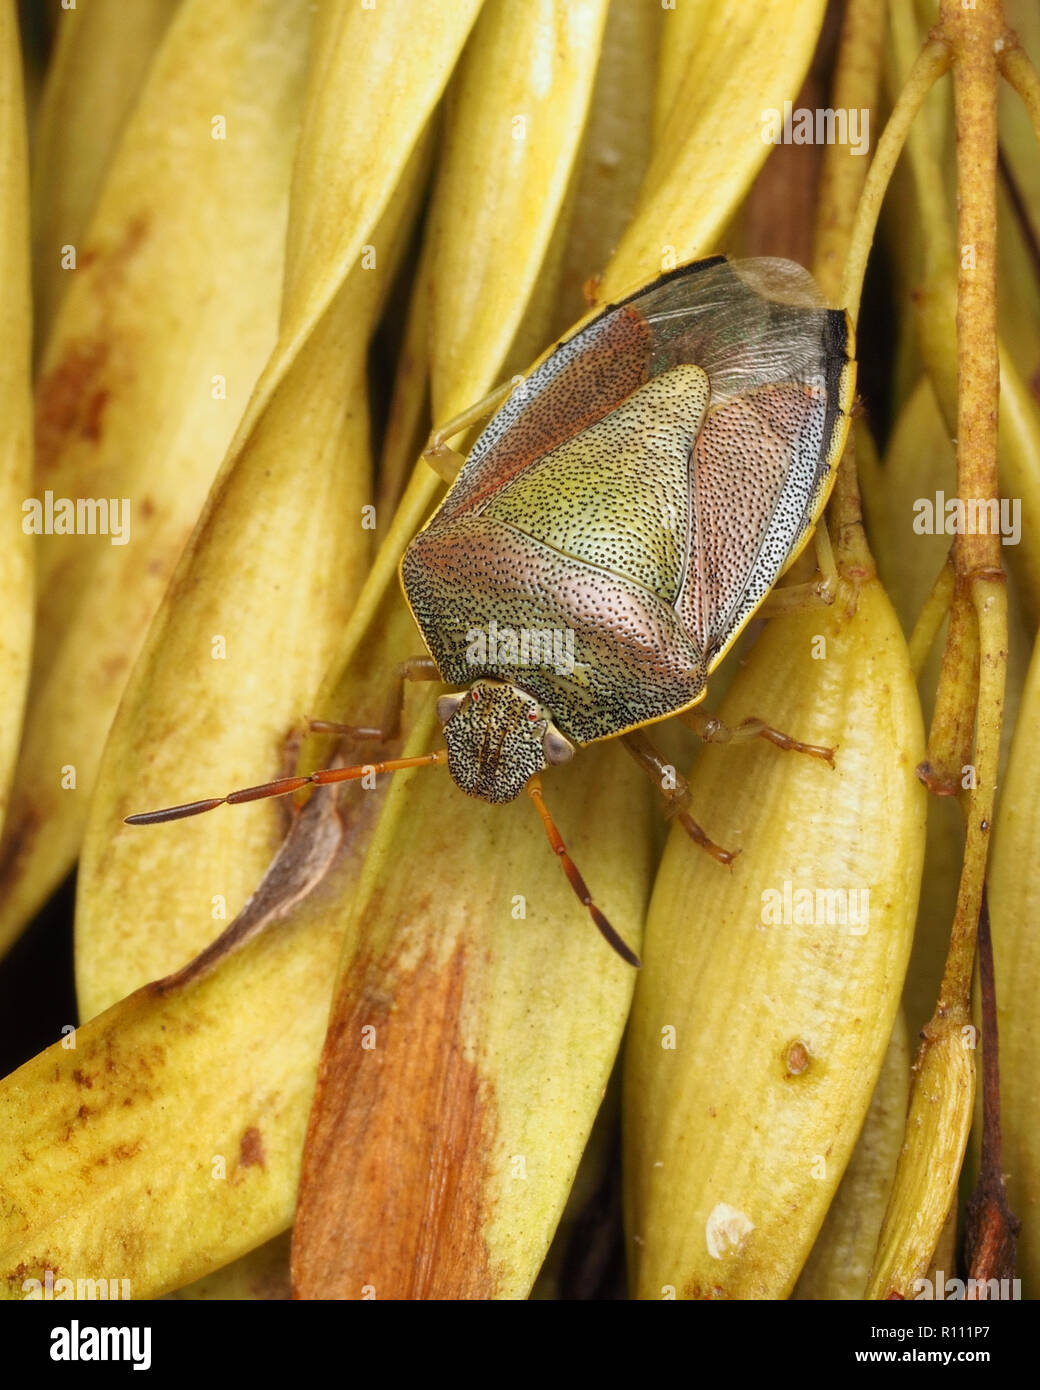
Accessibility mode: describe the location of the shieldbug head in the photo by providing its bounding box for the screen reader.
[127,255,856,967]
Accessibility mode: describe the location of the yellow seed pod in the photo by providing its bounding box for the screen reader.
[0,809,348,1301]
[792,1014,911,1299]
[624,571,926,1299]
[76,150,429,1018]
[30,0,178,343]
[166,1234,291,1302]
[425,0,609,421]
[0,0,315,958]
[603,0,826,295]
[989,628,1040,1296]
[0,0,32,837]
[291,705,654,1300]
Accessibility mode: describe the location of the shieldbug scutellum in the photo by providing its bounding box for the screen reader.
[127,256,855,966]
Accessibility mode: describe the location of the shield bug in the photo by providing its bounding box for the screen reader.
[127,255,855,967]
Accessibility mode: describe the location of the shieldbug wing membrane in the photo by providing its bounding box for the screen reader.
[127,255,855,968]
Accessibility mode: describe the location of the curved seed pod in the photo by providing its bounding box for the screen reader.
[291,705,654,1300]
[623,573,926,1300]
[866,1026,975,1299]
[0,794,350,1301]
[793,1014,910,1299]
[30,0,178,344]
[989,629,1040,1296]
[0,0,314,958]
[17,0,471,1293]
[166,1234,291,1302]
[426,0,610,420]
[602,0,826,296]
[860,382,962,1036]
[76,148,429,1018]
[247,0,484,535]
[0,0,32,835]
[652,0,712,145]
[276,0,482,362]
[549,0,660,332]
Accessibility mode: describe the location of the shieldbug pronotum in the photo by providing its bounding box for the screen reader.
[128,255,855,966]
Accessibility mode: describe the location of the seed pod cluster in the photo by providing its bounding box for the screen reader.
[0,0,1036,1309]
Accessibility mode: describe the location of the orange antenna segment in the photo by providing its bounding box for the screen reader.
[125,750,449,826]
[526,775,640,968]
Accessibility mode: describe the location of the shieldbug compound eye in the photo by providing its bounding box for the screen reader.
[127,255,855,970]
[436,692,465,725]
[543,729,575,766]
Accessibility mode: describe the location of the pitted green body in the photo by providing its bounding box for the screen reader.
[484,366,710,605]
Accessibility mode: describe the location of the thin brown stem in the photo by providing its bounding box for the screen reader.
[963,887,1019,1290]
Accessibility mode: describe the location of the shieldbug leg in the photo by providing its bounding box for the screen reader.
[127,660,450,825]
[423,377,518,482]
[758,516,839,616]
[681,708,836,768]
[124,748,449,826]
[526,775,640,967]
[620,730,738,866]
[308,655,440,745]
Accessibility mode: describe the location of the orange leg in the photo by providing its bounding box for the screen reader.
[307,655,440,744]
[527,775,640,966]
[125,658,446,827]
[422,378,517,482]
[758,517,838,615]
[681,707,835,766]
[620,729,738,865]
